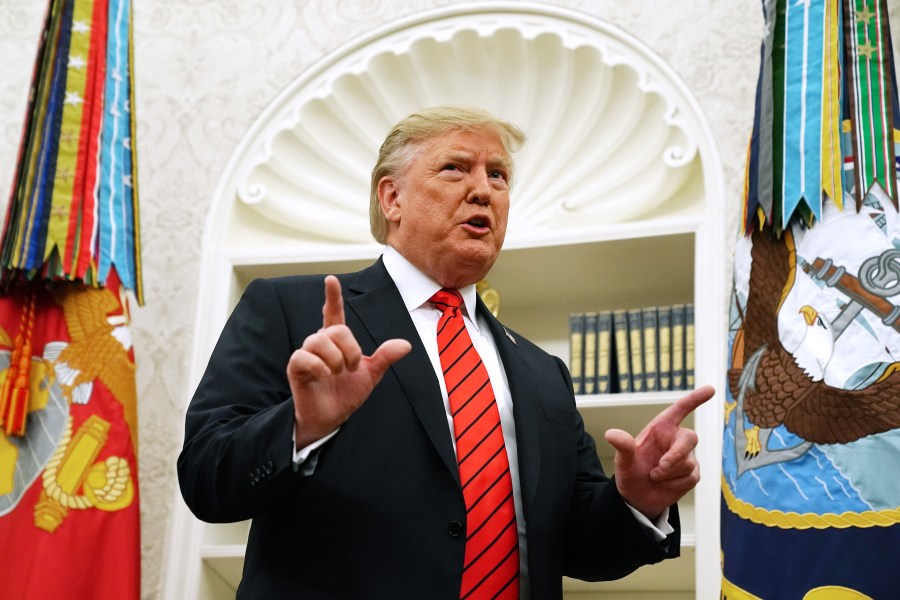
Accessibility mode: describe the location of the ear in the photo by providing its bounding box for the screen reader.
[377,176,402,224]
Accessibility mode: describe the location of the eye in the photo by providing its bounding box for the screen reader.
[489,169,507,181]
[442,164,460,172]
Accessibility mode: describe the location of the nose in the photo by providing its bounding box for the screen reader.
[466,168,493,205]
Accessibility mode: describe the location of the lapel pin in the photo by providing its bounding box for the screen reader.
[504,327,517,345]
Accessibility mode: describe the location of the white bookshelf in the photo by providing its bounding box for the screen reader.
[163,5,726,599]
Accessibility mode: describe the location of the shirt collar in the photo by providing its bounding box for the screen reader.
[382,245,480,322]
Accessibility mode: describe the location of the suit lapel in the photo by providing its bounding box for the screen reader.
[478,299,542,513]
[341,261,544,504]
[343,260,460,484]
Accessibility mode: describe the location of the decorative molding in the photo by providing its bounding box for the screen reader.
[217,2,713,252]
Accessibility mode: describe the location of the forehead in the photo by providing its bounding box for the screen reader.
[417,127,510,163]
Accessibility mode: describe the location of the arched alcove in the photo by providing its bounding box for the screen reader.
[166,4,725,598]
[210,3,713,255]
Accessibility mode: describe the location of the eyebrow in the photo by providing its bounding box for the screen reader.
[441,150,512,173]
[487,155,513,173]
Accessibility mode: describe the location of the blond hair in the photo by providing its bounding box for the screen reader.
[369,105,526,244]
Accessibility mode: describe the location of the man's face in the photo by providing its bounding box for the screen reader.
[378,128,511,289]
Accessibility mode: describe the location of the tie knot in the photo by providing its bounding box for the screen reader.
[430,288,463,313]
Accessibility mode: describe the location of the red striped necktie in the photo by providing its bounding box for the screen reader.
[430,288,519,599]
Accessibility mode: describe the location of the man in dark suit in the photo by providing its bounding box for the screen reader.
[178,105,713,599]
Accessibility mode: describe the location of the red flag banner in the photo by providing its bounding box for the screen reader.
[0,274,139,597]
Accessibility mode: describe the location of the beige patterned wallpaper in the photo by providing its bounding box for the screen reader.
[0,1,762,597]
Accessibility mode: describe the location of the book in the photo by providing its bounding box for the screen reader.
[641,306,658,392]
[686,303,695,388]
[583,312,598,394]
[597,311,613,394]
[612,309,631,393]
[569,313,585,395]
[671,304,685,390]
[657,306,672,391]
[627,309,644,392]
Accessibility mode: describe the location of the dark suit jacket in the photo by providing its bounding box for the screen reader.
[178,259,679,599]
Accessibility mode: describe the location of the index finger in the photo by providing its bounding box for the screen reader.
[322,275,345,328]
[656,384,715,427]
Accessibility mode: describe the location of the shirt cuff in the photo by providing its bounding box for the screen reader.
[292,428,340,475]
[624,504,674,542]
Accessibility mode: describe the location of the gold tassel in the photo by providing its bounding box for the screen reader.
[0,287,36,436]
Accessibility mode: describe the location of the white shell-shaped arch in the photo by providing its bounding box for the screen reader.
[211,2,716,258]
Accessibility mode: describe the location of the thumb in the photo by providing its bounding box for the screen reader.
[604,428,636,472]
[366,338,412,379]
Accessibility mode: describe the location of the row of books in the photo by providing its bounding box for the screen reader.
[569,304,695,395]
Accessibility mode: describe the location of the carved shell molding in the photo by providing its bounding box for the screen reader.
[220,3,712,250]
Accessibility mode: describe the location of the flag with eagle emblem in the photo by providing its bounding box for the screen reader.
[722,0,900,598]
[0,0,141,597]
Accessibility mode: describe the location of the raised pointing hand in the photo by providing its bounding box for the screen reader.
[604,385,715,520]
[287,275,412,449]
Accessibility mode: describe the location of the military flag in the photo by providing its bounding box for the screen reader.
[723,1,900,598]
[0,0,141,597]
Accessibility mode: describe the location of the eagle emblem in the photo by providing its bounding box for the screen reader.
[728,225,900,476]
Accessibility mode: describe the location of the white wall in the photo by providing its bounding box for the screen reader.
[0,1,764,597]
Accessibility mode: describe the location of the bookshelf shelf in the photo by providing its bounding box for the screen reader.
[576,390,686,407]
[563,547,696,599]
[576,393,696,464]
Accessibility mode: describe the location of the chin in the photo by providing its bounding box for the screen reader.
[457,259,496,285]
[432,257,493,288]
[424,238,501,287]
